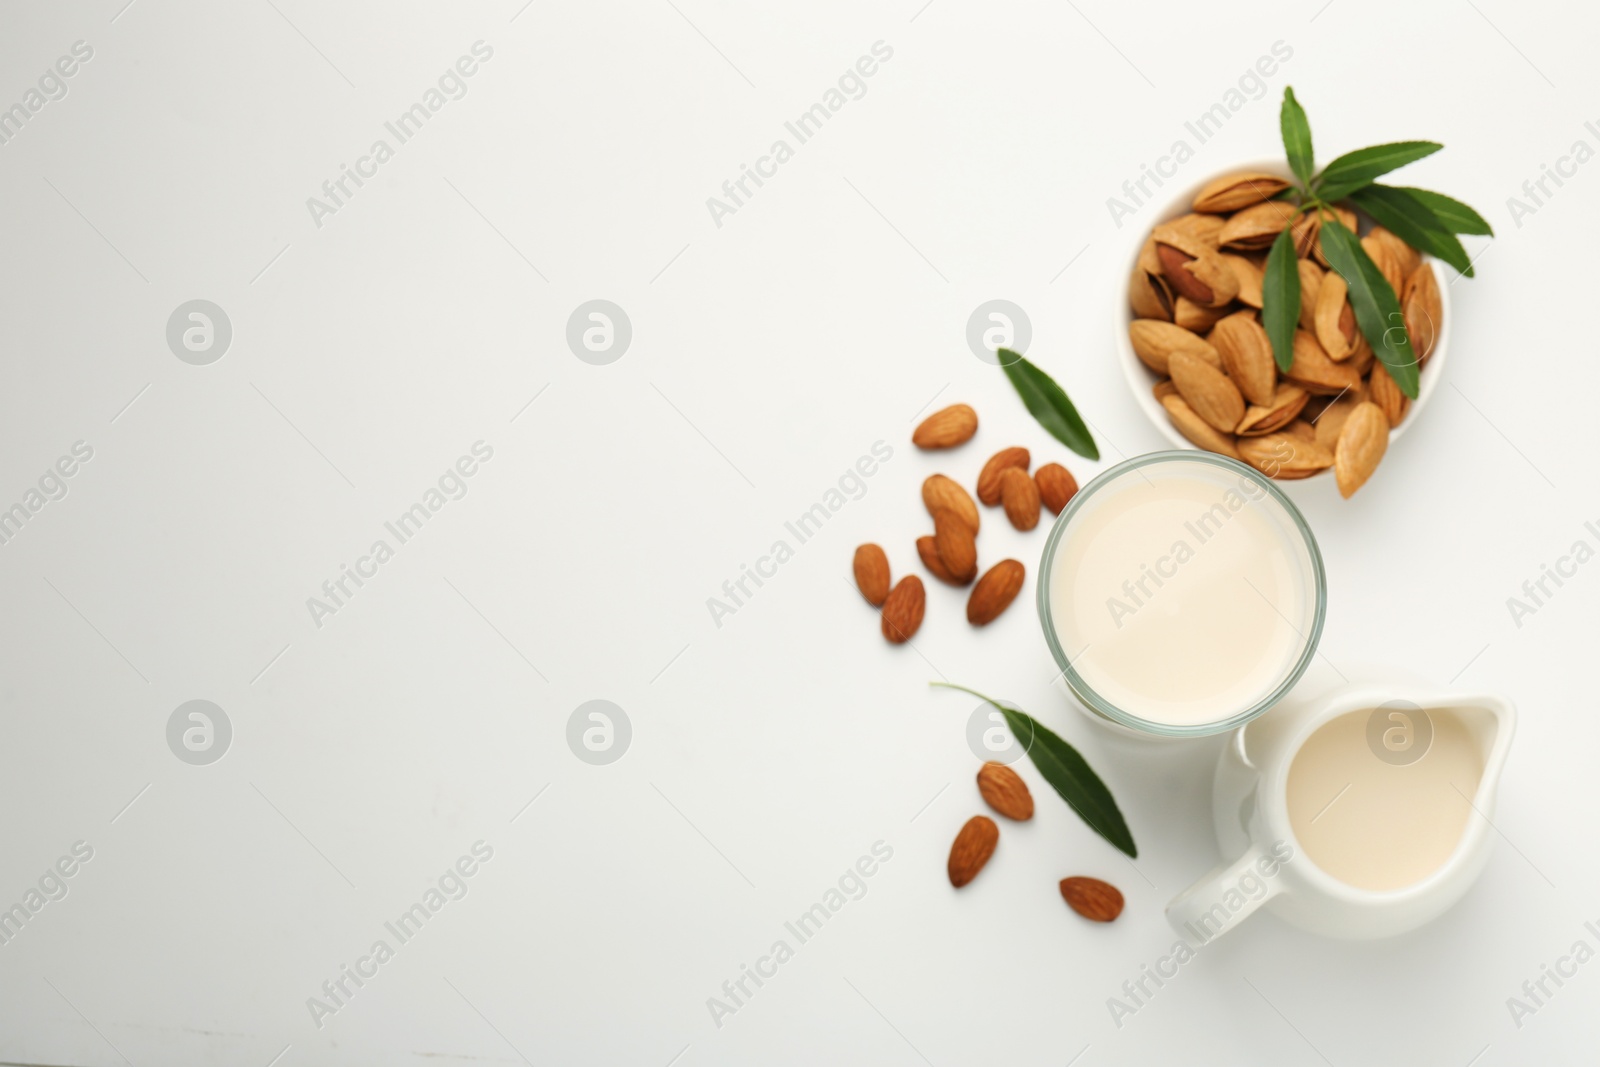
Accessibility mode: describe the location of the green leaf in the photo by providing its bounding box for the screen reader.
[1385,186,1493,236]
[996,349,1098,460]
[1262,226,1301,373]
[1313,141,1442,201]
[1318,215,1420,399]
[1280,87,1314,187]
[1347,185,1474,277]
[932,683,1137,858]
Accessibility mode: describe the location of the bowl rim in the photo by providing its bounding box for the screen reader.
[1115,158,1452,479]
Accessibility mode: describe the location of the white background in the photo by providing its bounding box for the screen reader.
[0,0,1596,1063]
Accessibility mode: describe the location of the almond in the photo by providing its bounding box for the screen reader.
[880,575,925,644]
[1361,231,1407,295]
[1210,311,1276,407]
[1236,383,1308,437]
[976,761,1033,820]
[1152,378,1178,402]
[1402,263,1442,362]
[976,447,1029,506]
[1367,362,1409,428]
[947,815,998,888]
[1286,330,1362,395]
[1297,258,1324,331]
[1160,394,1240,460]
[1129,264,1173,321]
[1218,200,1298,251]
[1191,172,1291,213]
[1221,252,1264,308]
[1059,876,1124,922]
[1169,349,1245,434]
[1128,320,1221,375]
[922,474,979,533]
[1313,271,1353,360]
[1173,296,1229,334]
[1368,225,1422,279]
[1334,402,1389,498]
[998,467,1041,531]
[1035,463,1078,515]
[912,404,978,450]
[1151,213,1225,254]
[1313,394,1363,450]
[917,535,961,585]
[1157,244,1238,308]
[852,544,890,606]
[1236,433,1334,480]
[967,559,1026,626]
[932,508,978,583]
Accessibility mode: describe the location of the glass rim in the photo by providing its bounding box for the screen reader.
[1035,450,1328,738]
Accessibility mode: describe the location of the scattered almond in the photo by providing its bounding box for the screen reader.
[967,559,1026,626]
[977,761,1034,820]
[852,544,890,606]
[1059,876,1124,922]
[947,815,998,888]
[880,575,925,644]
[912,404,978,450]
[1035,463,1078,515]
[998,467,1041,531]
[932,508,978,583]
[976,447,1029,506]
[922,474,979,534]
[916,535,961,585]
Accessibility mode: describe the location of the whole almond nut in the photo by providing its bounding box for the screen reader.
[967,560,1026,626]
[933,508,978,583]
[1221,253,1265,309]
[977,761,1033,819]
[1173,296,1229,334]
[1335,402,1389,498]
[1236,433,1334,480]
[1402,263,1442,362]
[1362,232,1407,295]
[998,467,1041,531]
[852,544,890,606]
[917,535,961,585]
[1191,172,1291,213]
[912,404,978,450]
[1158,245,1239,308]
[1368,225,1422,279]
[1218,200,1298,251]
[1297,258,1324,330]
[947,815,998,888]
[976,447,1029,506]
[1367,362,1409,427]
[880,575,926,643]
[1169,349,1246,433]
[1313,394,1364,450]
[1161,394,1240,460]
[1286,419,1317,444]
[1152,378,1178,402]
[1035,463,1078,514]
[1129,264,1174,321]
[1059,876,1124,922]
[1210,311,1276,407]
[1286,330,1362,395]
[1128,319,1221,375]
[1236,383,1309,437]
[1314,272,1353,360]
[1152,214,1225,255]
[922,474,979,533]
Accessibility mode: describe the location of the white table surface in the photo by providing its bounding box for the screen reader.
[1,0,1596,1063]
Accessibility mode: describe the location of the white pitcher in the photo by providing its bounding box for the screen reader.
[1166,683,1516,940]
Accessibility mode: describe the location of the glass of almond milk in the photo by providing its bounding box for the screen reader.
[1038,452,1326,738]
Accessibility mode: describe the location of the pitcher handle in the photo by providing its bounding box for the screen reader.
[1165,846,1285,943]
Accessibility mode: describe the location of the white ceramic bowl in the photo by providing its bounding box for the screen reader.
[1116,159,1451,480]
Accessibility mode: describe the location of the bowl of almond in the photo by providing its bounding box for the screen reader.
[1118,158,1453,497]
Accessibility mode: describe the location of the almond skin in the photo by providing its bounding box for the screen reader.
[1169,349,1245,434]
[912,404,978,449]
[932,508,978,583]
[1035,463,1078,515]
[1210,311,1276,407]
[948,815,998,888]
[977,761,1033,820]
[1160,394,1240,460]
[967,559,1025,626]
[998,467,1041,531]
[922,474,979,533]
[852,544,890,606]
[880,575,925,644]
[976,447,1029,506]
[1059,876,1124,922]
[1334,402,1389,499]
[917,535,961,585]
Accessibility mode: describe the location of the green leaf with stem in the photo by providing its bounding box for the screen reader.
[931,682,1136,858]
[1383,186,1493,236]
[996,349,1099,460]
[1262,225,1302,373]
[1313,141,1442,201]
[1317,213,1420,399]
[1348,185,1475,276]
[1280,87,1314,188]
